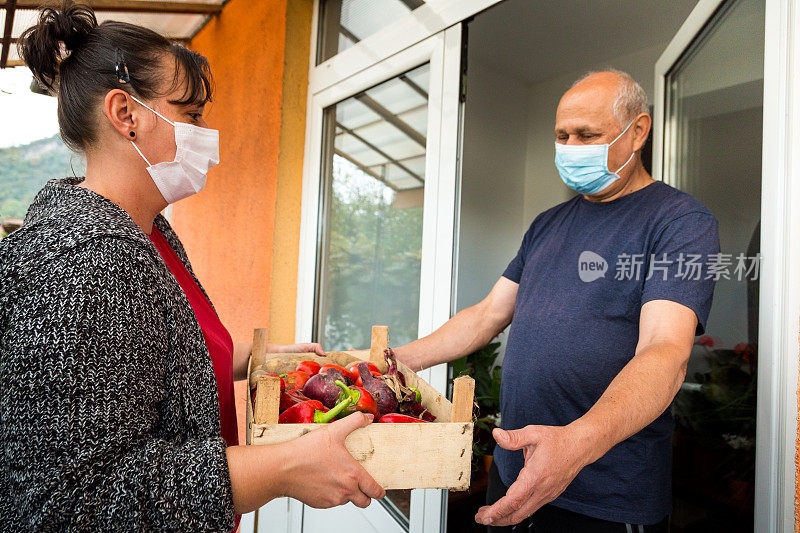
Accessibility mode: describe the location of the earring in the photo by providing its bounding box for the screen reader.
[129,131,135,138]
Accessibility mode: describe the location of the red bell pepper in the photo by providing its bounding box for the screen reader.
[282,370,311,392]
[296,360,322,376]
[378,413,431,423]
[278,396,352,424]
[319,363,357,383]
[280,389,313,412]
[334,380,379,418]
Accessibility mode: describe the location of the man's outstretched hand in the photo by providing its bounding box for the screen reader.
[474,424,592,527]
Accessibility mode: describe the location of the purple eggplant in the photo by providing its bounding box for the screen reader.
[357,363,398,417]
[302,369,348,408]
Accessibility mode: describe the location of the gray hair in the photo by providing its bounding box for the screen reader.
[571,69,649,126]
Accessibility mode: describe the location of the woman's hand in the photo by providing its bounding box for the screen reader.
[272,343,326,356]
[227,412,384,513]
[279,412,385,508]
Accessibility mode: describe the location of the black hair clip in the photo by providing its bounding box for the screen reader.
[115,49,130,84]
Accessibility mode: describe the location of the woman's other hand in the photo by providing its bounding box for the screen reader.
[273,343,326,356]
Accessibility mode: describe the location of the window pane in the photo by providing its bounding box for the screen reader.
[315,63,430,523]
[665,0,763,527]
[317,0,426,64]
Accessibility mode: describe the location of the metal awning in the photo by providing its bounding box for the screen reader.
[0,0,227,69]
[334,62,429,192]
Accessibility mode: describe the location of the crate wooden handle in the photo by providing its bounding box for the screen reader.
[370,325,389,372]
[253,328,269,359]
[254,375,281,424]
[451,376,475,423]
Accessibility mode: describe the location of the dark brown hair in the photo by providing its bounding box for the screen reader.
[18,0,214,152]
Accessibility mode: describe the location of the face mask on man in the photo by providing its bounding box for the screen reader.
[554,118,635,195]
[128,94,220,204]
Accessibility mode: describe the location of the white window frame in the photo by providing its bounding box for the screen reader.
[653,0,798,530]
[292,22,465,533]
[308,0,502,96]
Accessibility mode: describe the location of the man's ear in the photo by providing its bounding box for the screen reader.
[103,89,137,139]
[632,113,652,152]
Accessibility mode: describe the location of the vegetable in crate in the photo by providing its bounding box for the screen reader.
[296,360,321,376]
[283,370,311,392]
[303,368,350,408]
[379,413,431,423]
[356,362,398,417]
[278,396,351,424]
[382,348,436,422]
[335,380,379,418]
[348,361,381,387]
[280,389,313,412]
[319,363,356,383]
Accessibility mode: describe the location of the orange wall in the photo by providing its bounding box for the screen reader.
[173,0,313,444]
[174,0,311,346]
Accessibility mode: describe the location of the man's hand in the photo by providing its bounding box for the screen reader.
[474,425,590,527]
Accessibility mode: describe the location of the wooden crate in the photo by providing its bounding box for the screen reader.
[246,326,475,491]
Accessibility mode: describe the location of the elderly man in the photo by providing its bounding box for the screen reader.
[395,70,719,531]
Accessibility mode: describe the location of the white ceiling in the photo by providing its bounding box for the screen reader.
[469,0,699,84]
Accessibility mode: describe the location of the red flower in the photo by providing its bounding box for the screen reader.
[733,342,748,354]
[696,335,714,347]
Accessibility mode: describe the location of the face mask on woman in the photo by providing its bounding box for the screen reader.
[554,118,635,195]
[129,94,220,204]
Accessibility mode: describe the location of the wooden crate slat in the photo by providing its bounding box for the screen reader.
[251,422,473,490]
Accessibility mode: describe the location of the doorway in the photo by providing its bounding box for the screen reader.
[453,0,763,531]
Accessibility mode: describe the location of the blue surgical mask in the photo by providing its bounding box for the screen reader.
[554,119,636,194]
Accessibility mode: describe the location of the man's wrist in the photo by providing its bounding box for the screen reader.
[392,344,425,372]
[565,417,611,467]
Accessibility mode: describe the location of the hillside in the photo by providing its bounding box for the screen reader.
[0,135,85,219]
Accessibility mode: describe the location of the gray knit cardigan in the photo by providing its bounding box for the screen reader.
[0,177,235,531]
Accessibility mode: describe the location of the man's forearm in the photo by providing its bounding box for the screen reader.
[394,303,508,371]
[569,342,688,465]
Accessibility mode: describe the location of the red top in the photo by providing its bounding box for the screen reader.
[148,227,240,531]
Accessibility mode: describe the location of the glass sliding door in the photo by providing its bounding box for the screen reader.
[314,63,430,526]
[662,0,764,529]
[316,63,429,355]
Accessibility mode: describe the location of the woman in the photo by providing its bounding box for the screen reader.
[0,2,383,530]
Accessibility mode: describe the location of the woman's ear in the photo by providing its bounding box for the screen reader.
[632,113,652,152]
[103,89,137,139]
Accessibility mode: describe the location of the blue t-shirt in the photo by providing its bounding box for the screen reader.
[496,181,719,525]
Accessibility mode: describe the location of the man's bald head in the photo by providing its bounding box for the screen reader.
[554,69,653,199]
[568,70,649,128]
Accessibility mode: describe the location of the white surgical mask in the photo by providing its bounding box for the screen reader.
[554,119,636,195]
[129,94,220,204]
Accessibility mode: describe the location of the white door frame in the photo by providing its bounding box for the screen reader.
[653,0,797,530]
[290,23,464,533]
[308,0,502,97]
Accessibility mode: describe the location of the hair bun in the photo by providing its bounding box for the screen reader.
[18,1,97,92]
[53,2,97,51]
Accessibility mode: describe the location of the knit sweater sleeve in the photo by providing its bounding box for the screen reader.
[2,237,235,531]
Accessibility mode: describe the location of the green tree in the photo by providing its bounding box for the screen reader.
[320,158,424,350]
[0,135,85,221]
